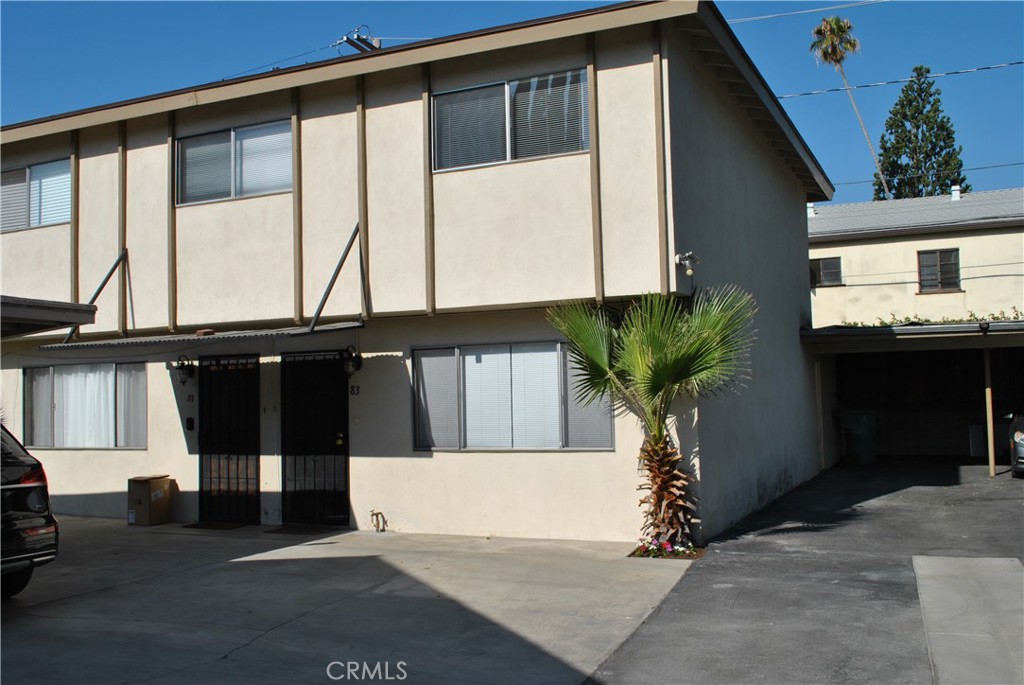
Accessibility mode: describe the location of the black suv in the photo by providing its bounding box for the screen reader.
[1,425,58,598]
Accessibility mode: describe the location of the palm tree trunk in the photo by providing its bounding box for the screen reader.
[840,65,891,199]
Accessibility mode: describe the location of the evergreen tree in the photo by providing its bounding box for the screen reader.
[873,65,971,200]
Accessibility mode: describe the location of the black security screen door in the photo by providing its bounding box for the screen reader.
[198,356,261,523]
[281,352,350,526]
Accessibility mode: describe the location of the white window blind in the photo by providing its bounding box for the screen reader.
[413,342,613,451]
[433,84,507,170]
[510,343,561,448]
[462,345,514,448]
[1,168,29,232]
[414,349,460,450]
[511,70,588,160]
[29,159,72,226]
[178,121,291,204]
[564,354,614,449]
[235,121,292,197]
[1,160,71,231]
[179,131,232,204]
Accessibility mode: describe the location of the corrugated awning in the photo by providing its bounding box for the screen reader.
[38,320,363,351]
[1,295,97,339]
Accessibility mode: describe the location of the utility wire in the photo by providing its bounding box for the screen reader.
[224,42,343,79]
[727,0,889,25]
[780,61,1024,99]
[835,162,1023,186]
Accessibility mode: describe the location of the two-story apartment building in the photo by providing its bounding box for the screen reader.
[1,1,833,542]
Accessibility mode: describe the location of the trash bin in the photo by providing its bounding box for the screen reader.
[837,410,877,465]
[127,475,171,526]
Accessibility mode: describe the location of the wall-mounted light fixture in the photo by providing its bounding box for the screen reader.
[175,355,196,385]
[675,251,701,277]
[344,346,364,375]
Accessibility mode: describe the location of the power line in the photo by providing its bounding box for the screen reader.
[727,0,889,25]
[780,61,1024,99]
[224,42,342,79]
[835,162,1023,186]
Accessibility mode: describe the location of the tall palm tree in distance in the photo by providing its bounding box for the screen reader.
[547,288,756,546]
[810,16,892,199]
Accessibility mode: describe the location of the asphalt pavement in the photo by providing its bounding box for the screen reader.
[590,463,1024,685]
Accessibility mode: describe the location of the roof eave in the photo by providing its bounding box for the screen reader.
[1,0,696,143]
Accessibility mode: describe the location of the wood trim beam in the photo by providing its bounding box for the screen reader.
[70,131,80,305]
[422,64,436,315]
[356,75,371,318]
[652,22,669,295]
[167,112,178,332]
[117,120,127,335]
[291,88,304,325]
[587,34,605,304]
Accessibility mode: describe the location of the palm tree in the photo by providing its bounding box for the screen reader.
[810,16,892,199]
[547,287,756,546]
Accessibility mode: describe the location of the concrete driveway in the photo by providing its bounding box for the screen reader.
[592,463,1024,685]
[1,517,687,685]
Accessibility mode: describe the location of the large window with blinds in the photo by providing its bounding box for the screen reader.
[1,159,72,232]
[177,120,292,205]
[24,363,147,449]
[433,69,589,171]
[413,342,613,450]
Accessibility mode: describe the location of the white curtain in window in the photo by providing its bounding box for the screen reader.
[54,364,115,448]
[235,122,292,197]
[510,343,561,448]
[25,368,53,447]
[116,364,147,448]
[29,159,71,226]
[462,345,513,448]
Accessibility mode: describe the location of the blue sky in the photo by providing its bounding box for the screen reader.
[2,1,1022,204]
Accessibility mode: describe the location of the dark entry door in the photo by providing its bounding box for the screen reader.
[281,352,350,526]
[198,356,261,523]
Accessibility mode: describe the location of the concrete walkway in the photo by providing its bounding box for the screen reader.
[591,463,1024,685]
[2,518,688,685]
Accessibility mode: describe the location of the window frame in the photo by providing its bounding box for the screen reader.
[411,341,615,452]
[917,248,961,293]
[175,119,293,207]
[1,158,73,233]
[431,67,590,173]
[810,256,843,288]
[23,362,148,450]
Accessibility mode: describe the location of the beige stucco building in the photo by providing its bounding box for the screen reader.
[808,187,1023,327]
[1,1,835,543]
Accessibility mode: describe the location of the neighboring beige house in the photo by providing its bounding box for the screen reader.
[808,187,1024,327]
[0,0,834,543]
[804,188,1024,465]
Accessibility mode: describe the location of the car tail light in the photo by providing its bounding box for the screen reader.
[23,524,57,537]
[19,466,47,486]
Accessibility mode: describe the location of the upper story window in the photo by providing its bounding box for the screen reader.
[1,159,72,232]
[810,257,842,287]
[24,363,147,449]
[413,342,613,451]
[433,68,589,171]
[918,248,960,292]
[177,120,292,205]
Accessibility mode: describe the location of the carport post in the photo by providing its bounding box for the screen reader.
[984,348,995,477]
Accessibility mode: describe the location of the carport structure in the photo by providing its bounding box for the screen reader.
[804,321,1024,475]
